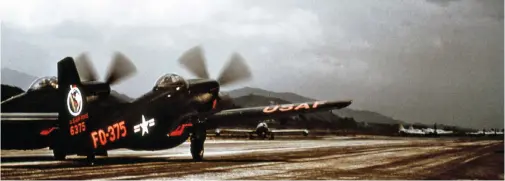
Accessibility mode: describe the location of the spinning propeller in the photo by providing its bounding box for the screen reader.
[178,46,252,106]
[74,52,137,86]
[178,46,252,87]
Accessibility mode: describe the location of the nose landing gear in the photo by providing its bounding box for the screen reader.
[190,122,206,161]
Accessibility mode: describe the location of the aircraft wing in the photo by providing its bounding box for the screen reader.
[1,113,58,136]
[270,129,308,133]
[1,112,58,122]
[215,128,255,133]
[208,100,351,123]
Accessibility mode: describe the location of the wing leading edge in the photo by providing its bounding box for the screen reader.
[215,129,255,133]
[208,100,351,123]
[270,129,308,133]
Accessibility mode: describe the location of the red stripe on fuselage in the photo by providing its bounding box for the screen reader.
[169,123,193,136]
[212,99,217,109]
[40,127,57,136]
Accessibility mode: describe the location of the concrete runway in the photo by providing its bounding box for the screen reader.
[1,136,503,180]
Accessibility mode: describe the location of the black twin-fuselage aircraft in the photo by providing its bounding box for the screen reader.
[1,46,352,164]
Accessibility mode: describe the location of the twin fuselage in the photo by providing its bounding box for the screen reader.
[0,78,220,153]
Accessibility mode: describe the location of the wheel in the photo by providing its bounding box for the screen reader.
[260,132,267,140]
[53,149,66,160]
[51,129,66,160]
[190,122,206,161]
[269,133,275,140]
[190,139,204,161]
[86,153,96,166]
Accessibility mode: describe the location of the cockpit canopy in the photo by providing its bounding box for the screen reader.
[28,76,58,91]
[154,73,188,90]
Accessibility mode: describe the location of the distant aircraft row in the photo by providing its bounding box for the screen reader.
[398,124,504,136]
[465,129,504,136]
[399,124,453,135]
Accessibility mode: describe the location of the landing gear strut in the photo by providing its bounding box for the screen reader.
[269,133,275,140]
[53,149,66,160]
[86,153,96,166]
[51,129,67,161]
[190,122,206,161]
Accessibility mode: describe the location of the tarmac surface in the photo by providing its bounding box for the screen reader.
[1,136,503,180]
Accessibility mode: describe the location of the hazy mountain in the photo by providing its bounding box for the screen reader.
[226,87,403,125]
[228,87,316,102]
[332,109,404,125]
[1,68,39,90]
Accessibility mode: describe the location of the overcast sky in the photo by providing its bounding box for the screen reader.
[1,0,503,129]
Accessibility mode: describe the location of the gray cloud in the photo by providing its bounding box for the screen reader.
[1,0,502,129]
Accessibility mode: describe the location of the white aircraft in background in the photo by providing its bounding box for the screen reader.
[465,129,503,136]
[398,124,425,135]
[214,120,309,140]
[465,130,484,135]
[422,128,454,135]
[485,129,503,135]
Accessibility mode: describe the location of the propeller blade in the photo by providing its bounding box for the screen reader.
[75,52,99,82]
[217,92,236,108]
[105,52,137,85]
[216,52,252,86]
[178,46,210,79]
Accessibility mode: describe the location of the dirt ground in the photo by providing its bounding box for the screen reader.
[1,136,503,180]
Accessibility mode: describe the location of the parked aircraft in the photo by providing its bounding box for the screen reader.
[398,124,425,136]
[215,120,309,140]
[1,46,352,165]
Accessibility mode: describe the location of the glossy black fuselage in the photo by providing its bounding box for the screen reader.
[67,79,220,153]
[1,79,220,153]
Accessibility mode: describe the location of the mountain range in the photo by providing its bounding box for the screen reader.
[225,87,404,125]
[1,68,39,90]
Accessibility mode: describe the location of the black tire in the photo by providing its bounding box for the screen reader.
[51,129,66,161]
[260,132,267,140]
[190,140,204,161]
[86,154,96,166]
[269,133,275,140]
[191,122,206,161]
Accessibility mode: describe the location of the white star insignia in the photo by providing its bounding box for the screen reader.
[134,115,155,136]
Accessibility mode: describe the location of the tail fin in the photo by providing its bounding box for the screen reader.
[58,57,82,86]
[56,57,92,155]
[399,124,405,131]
